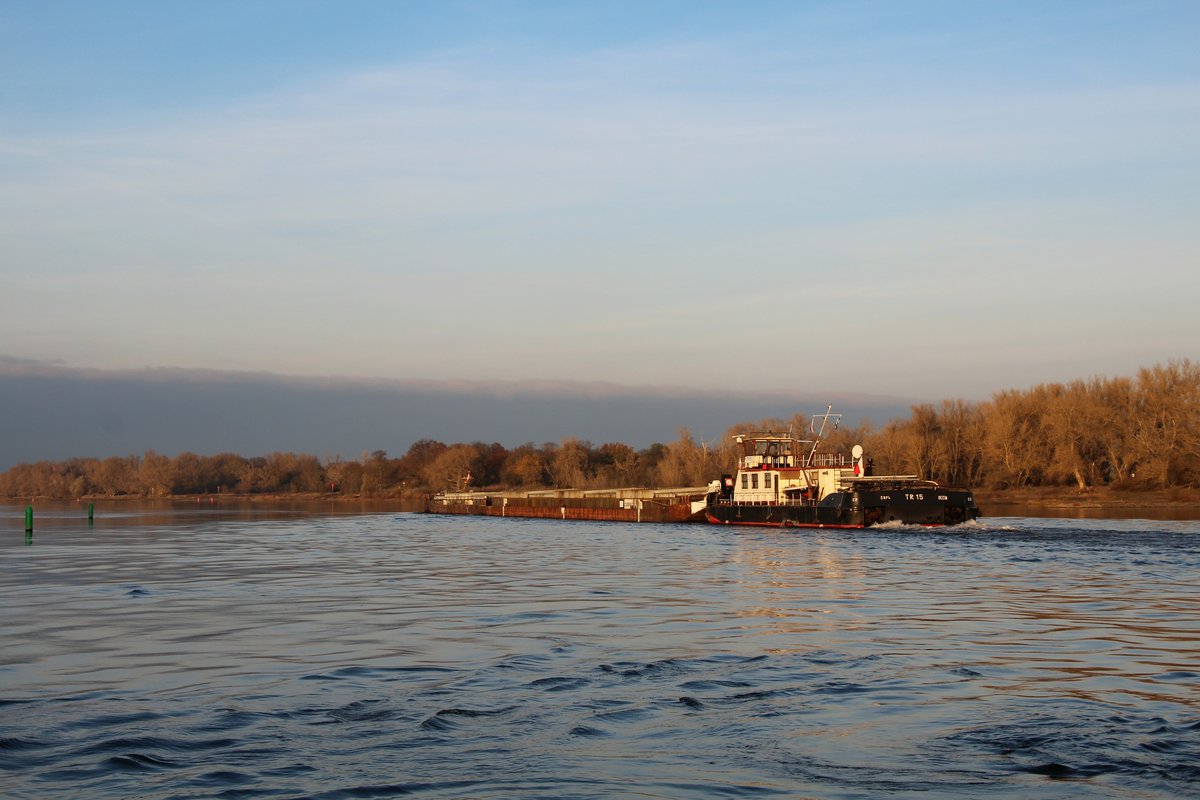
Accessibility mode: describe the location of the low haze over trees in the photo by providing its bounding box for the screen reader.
[3,361,1197,498]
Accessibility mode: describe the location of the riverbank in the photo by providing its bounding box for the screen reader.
[974,486,1200,510]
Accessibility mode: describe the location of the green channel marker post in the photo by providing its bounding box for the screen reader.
[88,503,95,525]
[25,505,33,545]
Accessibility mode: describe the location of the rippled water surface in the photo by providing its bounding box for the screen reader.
[3,503,1199,799]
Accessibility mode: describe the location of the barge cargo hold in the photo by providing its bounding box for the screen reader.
[427,487,710,523]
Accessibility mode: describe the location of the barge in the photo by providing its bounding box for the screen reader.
[427,486,709,523]
[704,406,980,528]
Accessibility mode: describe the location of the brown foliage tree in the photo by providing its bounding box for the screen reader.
[424,444,484,491]
[501,444,549,488]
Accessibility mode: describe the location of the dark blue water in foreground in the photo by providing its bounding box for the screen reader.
[2,504,1199,799]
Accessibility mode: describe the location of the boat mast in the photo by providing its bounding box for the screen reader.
[805,404,842,467]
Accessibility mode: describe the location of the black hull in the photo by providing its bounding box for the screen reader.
[706,487,980,528]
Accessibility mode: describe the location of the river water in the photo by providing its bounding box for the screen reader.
[2,503,1199,799]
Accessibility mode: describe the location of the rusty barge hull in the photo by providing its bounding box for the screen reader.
[426,488,708,524]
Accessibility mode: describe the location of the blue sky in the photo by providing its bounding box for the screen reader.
[2,0,1197,400]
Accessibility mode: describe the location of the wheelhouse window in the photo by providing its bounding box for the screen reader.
[741,474,748,489]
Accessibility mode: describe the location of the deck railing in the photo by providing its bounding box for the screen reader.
[806,453,849,467]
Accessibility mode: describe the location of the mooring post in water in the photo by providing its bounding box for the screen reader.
[88,503,95,525]
[25,505,33,532]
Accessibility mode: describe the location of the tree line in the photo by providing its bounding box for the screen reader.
[2,360,1196,499]
[0,439,712,499]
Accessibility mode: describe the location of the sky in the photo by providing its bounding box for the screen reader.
[2,0,1198,400]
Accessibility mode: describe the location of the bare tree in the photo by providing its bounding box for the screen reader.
[548,438,589,488]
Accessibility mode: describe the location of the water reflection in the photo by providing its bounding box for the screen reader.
[726,537,873,650]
